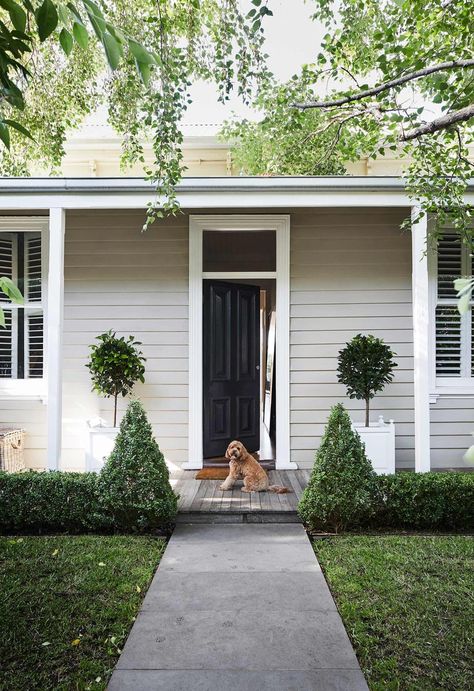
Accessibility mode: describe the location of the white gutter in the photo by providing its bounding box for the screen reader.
[0,176,472,210]
[0,175,409,193]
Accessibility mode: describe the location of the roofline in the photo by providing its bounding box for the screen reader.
[0,176,472,211]
[0,175,414,194]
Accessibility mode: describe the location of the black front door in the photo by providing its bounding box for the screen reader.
[203,280,260,458]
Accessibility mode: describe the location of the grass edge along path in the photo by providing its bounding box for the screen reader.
[313,534,474,690]
[0,535,165,691]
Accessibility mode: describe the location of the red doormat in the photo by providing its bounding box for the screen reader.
[195,467,229,480]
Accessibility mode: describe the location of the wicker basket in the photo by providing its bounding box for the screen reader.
[0,428,26,472]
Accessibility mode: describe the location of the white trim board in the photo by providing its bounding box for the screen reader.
[184,214,295,471]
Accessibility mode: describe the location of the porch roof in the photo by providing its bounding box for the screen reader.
[0,175,473,210]
[0,175,453,210]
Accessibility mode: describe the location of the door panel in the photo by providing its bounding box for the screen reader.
[203,281,260,458]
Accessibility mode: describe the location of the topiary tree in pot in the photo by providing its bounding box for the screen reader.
[99,400,177,530]
[337,334,397,427]
[298,403,379,532]
[86,330,146,428]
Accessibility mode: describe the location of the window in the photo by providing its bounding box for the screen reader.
[434,234,473,382]
[203,230,276,272]
[0,231,44,379]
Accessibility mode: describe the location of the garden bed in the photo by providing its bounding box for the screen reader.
[314,535,474,690]
[0,535,165,690]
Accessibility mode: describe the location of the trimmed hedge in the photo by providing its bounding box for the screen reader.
[299,471,474,532]
[0,401,178,534]
[0,471,106,533]
[377,472,474,530]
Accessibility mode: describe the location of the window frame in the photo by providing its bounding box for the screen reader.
[0,217,48,399]
[429,229,474,395]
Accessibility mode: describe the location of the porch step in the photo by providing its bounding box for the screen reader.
[176,511,301,524]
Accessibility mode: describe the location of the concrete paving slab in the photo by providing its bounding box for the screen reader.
[115,608,360,671]
[141,571,336,612]
[159,540,320,573]
[171,522,308,543]
[109,521,368,690]
[109,669,368,691]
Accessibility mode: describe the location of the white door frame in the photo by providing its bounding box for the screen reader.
[183,214,296,470]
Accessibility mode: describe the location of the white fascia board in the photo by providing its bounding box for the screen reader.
[0,176,473,210]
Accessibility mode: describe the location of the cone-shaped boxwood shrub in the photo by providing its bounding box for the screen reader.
[337,334,397,427]
[298,404,379,532]
[99,400,177,530]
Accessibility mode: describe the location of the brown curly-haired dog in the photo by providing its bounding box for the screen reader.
[219,440,291,493]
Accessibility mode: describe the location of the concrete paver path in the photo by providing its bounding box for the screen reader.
[108,523,368,691]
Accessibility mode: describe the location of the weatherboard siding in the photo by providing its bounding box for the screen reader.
[61,209,189,470]
[430,397,474,469]
[289,208,416,469]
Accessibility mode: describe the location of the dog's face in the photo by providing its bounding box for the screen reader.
[225,440,245,462]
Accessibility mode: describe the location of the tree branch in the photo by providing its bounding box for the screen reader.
[292,59,474,110]
[401,103,474,141]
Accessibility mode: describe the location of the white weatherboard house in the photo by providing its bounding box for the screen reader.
[0,176,473,475]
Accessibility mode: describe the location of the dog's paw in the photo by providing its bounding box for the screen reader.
[219,484,228,491]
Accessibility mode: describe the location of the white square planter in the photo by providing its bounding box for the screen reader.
[86,427,119,473]
[352,416,395,475]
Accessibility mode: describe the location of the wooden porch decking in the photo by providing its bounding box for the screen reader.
[170,470,311,522]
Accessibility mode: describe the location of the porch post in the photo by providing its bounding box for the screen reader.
[411,207,431,472]
[47,208,65,471]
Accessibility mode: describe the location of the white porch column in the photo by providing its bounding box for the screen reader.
[47,208,65,471]
[411,207,431,472]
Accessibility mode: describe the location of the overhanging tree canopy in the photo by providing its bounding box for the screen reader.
[0,0,272,220]
[225,0,473,251]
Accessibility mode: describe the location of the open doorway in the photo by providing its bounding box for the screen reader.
[202,278,276,468]
[186,215,293,472]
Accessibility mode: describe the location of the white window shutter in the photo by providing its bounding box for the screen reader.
[0,235,14,378]
[435,234,473,380]
[25,234,43,378]
[26,234,42,302]
[435,305,462,376]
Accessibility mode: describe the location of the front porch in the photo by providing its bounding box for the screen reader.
[171,469,311,522]
[1,176,458,473]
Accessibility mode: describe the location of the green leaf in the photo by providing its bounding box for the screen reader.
[88,13,106,39]
[66,1,83,23]
[0,122,10,150]
[3,118,34,140]
[59,27,73,55]
[458,291,471,314]
[0,276,23,303]
[57,4,70,25]
[102,32,122,70]
[3,83,25,110]
[129,39,155,65]
[0,307,4,328]
[72,21,89,49]
[36,0,58,41]
[81,0,104,17]
[0,0,27,33]
[135,58,151,86]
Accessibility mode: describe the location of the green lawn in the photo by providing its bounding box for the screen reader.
[314,535,474,690]
[0,535,165,691]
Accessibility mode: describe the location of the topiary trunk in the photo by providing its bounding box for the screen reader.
[365,398,370,427]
